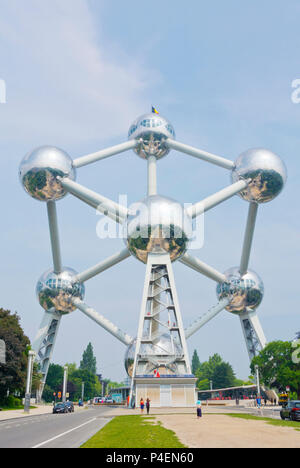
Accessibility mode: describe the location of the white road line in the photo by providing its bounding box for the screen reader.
[32,418,97,448]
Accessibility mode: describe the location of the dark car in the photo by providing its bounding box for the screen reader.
[53,403,69,414]
[65,401,74,413]
[280,401,300,421]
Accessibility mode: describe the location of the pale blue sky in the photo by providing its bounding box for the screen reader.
[0,0,299,381]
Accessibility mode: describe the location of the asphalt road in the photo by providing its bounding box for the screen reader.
[0,406,112,448]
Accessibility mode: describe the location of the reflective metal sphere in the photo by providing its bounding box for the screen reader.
[124,334,182,377]
[216,267,264,314]
[125,195,192,263]
[19,146,76,201]
[36,268,85,315]
[231,148,287,204]
[128,113,175,159]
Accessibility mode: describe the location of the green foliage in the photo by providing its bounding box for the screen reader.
[195,353,236,389]
[80,342,97,375]
[251,341,300,398]
[0,308,30,399]
[81,416,186,448]
[191,350,201,375]
[0,395,22,408]
[44,361,101,402]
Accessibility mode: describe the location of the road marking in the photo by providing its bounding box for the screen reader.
[32,418,97,448]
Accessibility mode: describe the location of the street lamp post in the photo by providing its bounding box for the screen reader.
[255,365,260,397]
[62,366,68,403]
[24,350,35,413]
[81,382,85,402]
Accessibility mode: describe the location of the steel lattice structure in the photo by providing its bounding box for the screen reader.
[19,111,287,403]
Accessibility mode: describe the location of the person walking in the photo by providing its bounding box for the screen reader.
[146,398,151,415]
[140,398,145,414]
[196,400,202,419]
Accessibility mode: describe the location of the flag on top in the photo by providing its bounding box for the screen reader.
[152,106,159,115]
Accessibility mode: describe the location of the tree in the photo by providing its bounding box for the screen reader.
[251,341,300,399]
[0,308,30,401]
[195,354,236,389]
[80,343,97,375]
[191,350,201,375]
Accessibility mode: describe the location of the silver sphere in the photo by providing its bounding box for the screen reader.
[36,268,85,315]
[232,148,287,204]
[124,334,182,377]
[19,146,76,201]
[128,113,175,159]
[216,267,264,314]
[125,195,191,263]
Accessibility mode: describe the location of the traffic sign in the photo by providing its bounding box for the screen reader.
[286,386,290,392]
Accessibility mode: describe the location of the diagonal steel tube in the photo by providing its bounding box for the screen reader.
[59,177,128,223]
[240,202,259,276]
[187,179,250,218]
[73,140,138,168]
[75,249,131,283]
[73,299,133,346]
[185,298,230,339]
[166,139,235,170]
[180,253,227,284]
[47,201,62,274]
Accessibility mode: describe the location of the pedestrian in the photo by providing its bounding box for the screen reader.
[256,396,261,409]
[196,400,202,419]
[146,398,151,415]
[140,398,145,414]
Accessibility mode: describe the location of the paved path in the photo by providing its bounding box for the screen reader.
[0,406,111,448]
[155,413,300,448]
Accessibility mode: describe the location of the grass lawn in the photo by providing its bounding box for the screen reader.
[81,416,186,448]
[225,413,300,431]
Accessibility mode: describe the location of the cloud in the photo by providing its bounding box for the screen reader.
[0,0,159,146]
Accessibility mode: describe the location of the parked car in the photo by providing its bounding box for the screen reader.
[280,401,300,421]
[104,397,115,404]
[53,403,69,414]
[65,401,74,413]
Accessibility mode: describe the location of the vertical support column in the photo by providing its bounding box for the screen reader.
[32,311,62,400]
[129,253,193,408]
[148,155,157,196]
[239,309,267,362]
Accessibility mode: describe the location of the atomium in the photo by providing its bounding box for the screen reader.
[125,195,192,263]
[36,268,85,315]
[128,113,175,159]
[232,148,287,204]
[19,146,76,202]
[216,267,264,314]
[124,334,183,377]
[21,109,287,400]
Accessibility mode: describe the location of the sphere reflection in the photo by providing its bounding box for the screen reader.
[36,268,85,315]
[216,267,264,314]
[231,148,287,204]
[124,334,183,377]
[125,195,191,263]
[128,113,175,159]
[19,146,76,202]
